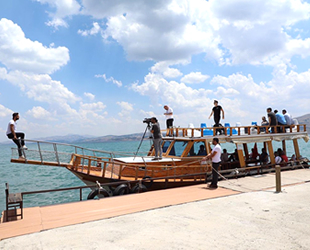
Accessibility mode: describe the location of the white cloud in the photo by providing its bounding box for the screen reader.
[151,62,183,78]
[0,104,13,117]
[0,18,70,74]
[117,101,134,117]
[95,74,122,87]
[181,72,209,84]
[78,0,310,67]
[78,22,101,36]
[36,0,81,28]
[26,106,55,120]
[0,69,80,105]
[84,92,95,100]
[211,0,310,66]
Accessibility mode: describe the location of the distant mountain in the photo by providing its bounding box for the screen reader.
[34,134,97,143]
[295,113,310,130]
[31,133,145,144]
[78,133,144,143]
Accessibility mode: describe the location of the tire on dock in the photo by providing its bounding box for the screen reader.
[113,184,130,196]
[131,183,148,193]
[142,176,153,189]
[87,187,111,199]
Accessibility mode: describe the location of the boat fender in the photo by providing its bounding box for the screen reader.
[142,176,153,188]
[87,187,110,200]
[113,184,129,196]
[131,183,147,193]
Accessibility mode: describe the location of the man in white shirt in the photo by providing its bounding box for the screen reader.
[6,112,27,159]
[282,109,293,125]
[203,137,222,189]
[163,105,174,136]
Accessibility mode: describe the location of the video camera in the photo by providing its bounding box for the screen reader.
[143,118,152,124]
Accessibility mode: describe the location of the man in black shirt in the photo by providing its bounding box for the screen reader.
[267,107,277,133]
[209,100,225,127]
[150,117,162,160]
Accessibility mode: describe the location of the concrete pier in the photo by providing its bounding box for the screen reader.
[1,169,310,249]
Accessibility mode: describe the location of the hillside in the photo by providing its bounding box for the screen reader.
[295,113,310,130]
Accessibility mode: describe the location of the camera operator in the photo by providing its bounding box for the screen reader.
[150,117,162,160]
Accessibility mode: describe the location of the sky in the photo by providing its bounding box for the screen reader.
[1,0,310,142]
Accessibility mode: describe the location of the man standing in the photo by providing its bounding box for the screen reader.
[163,105,174,136]
[266,108,277,133]
[6,112,27,159]
[203,137,221,189]
[209,100,224,127]
[150,117,162,160]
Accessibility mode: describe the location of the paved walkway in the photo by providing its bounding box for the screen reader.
[1,169,310,249]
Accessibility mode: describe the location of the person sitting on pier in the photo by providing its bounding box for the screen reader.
[274,110,286,133]
[261,116,269,132]
[259,148,269,165]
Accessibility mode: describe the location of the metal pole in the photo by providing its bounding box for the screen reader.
[134,124,150,160]
[37,141,43,163]
[53,143,60,165]
[275,165,281,193]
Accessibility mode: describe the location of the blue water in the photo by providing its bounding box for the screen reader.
[0,140,153,213]
[0,138,309,214]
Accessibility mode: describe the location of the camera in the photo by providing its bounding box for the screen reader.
[143,118,152,124]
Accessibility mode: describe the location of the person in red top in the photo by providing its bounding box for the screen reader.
[277,148,288,165]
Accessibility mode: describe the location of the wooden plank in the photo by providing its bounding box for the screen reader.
[293,139,300,159]
[237,144,246,168]
[267,141,275,164]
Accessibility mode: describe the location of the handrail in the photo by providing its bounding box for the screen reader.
[166,124,307,137]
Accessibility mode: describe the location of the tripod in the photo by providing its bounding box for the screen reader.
[133,123,151,160]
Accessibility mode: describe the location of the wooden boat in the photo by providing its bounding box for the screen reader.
[10,123,309,196]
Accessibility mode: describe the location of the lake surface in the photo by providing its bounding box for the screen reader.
[0,138,309,213]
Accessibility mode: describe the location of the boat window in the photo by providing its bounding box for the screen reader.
[169,141,188,157]
[162,140,172,153]
[188,141,207,156]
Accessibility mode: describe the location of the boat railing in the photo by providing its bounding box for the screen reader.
[69,154,211,180]
[10,139,149,167]
[166,124,307,137]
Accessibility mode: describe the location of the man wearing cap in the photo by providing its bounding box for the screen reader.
[203,137,222,189]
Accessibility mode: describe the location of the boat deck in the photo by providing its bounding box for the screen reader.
[1,169,310,241]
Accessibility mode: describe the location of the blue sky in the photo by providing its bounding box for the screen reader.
[1,0,310,142]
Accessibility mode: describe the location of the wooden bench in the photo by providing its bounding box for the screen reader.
[5,183,23,222]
